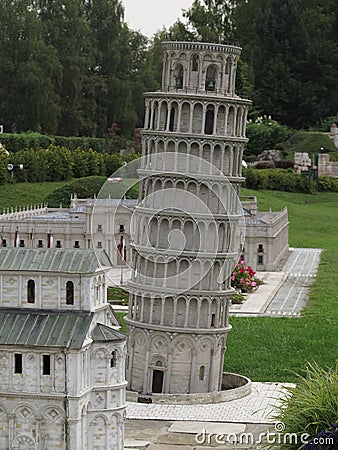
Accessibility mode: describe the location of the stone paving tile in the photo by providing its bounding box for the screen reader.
[265,248,322,316]
[126,382,294,424]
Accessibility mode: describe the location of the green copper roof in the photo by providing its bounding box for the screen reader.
[0,309,93,349]
[91,323,126,342]
[0,248,112,273]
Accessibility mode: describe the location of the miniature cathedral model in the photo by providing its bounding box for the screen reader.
[126,42,251,395]
[0,248,127,450]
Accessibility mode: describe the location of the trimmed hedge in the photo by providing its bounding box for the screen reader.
[244,168,315,193]
[0,146,138,184]
[0,132,106,153]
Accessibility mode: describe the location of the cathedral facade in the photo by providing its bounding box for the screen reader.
[0,248,127,449]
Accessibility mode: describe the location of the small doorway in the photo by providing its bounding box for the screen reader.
[152,370,164,393]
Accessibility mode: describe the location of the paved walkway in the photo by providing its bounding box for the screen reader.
[108,249,322,318]
[230,248,322,317]
[126,382,293,424]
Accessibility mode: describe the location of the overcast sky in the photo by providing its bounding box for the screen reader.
[122,0,193,37]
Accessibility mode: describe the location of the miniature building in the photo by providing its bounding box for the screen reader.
[0,195,289,274]
[241,196,289,271]
[294,152,312,173]
[317,153,338,178]
[0,248,127,450]
[125,41,251,396]
[0,197,136,268]
[293,151,338,178]
[329,123,338,149]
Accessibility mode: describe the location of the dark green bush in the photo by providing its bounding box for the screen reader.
[245,119,293,157]
[0,132,55,152]
[44,176,107,207]
[7,146,136,184]
[0,132,106,153]
[244,168,314,193]
[318,176,338,192]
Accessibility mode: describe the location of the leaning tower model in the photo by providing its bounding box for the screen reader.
[125,41,251,395]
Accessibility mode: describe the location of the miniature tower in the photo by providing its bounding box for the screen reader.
[126,41,250,395]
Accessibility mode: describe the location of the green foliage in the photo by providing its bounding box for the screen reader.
[313,114,338,132]
[230,292,245,304]
[269,362,338,450]
[245,118,293,157]
[244,168,314,193]
[44,175,139,208]
[0,132,106,153]
[0,146,9,185]
[0,133,55,153]
[318,176,338,192]
[4,145,136,184]
[44,176,107,207]
[107,287,129,305]
[182,0,235,42]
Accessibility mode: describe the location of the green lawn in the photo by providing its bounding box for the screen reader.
[227,189,338,382]
[1,182,337,382]
[0,181,67,211]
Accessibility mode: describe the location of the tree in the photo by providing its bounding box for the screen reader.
[38,0,98,136]
[251,0,313,128]
[0,0,61,134]
[183,0,235,42]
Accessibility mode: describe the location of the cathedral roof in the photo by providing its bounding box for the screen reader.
[0,248,112,273]
[91,323,126,342]
[0,308,93,349]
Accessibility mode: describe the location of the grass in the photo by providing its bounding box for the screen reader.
[1,182,337,382]
[284,130,337,160]
[269,361,338,449]
[226,189,338,382]
[0,181,67,211]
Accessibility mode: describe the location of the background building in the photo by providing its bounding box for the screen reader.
[0,197,136,268]
[241,196,289,271]
[0,194,288,275]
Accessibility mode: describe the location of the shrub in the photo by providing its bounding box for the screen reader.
[0,132,55,152]
[275,160,294,169]
[0,146,9,185]
[245,118,293,157]
[107,287,129,305]
[254,162,275,169]
[269,362,338,450]
[44,176,107,207]
[0,132,106,153]
[244,168,314,193]
[318,176,338,192]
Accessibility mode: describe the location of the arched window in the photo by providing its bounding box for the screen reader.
[205,66,216,91]
[204,109,214,135]
[192,54,199,71]
[169,108,175,132]
[66,281,74,305]
[27,279,35,303]
[175,64,184,88]
[110,350,117,368]
[199,365,205,381]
